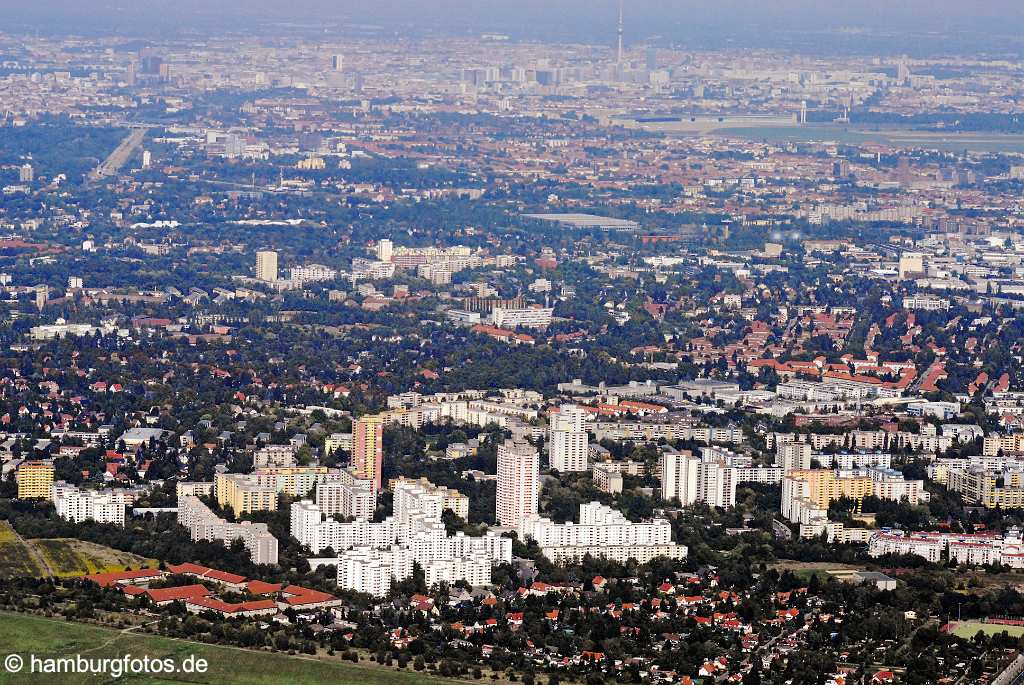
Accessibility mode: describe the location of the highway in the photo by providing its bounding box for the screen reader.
[88,127,148,183]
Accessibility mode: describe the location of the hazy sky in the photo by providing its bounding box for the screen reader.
[3,0,1024,54]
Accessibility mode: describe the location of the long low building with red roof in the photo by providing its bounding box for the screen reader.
[86,561,340,616]
[166,562,247,590]
[469,324,535,345]
[83,568,165,588]
[246,579,283,595]
[279,585,344,610]
[185,596,279,618]
[123,584,212,606]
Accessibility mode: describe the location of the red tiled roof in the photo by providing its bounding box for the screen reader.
[166,562,210,576]
[205,568,247,584]
[246,580,283,595]
[166,562,247,585]
[186,596,277,614]
[84,568,163,587]
[281,585,338,606]
[146,584,211,604]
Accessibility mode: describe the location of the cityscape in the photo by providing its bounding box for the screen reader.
[4,1,1024,684]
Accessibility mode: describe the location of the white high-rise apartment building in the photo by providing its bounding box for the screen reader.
[376,239,393,262]
[294,483,511,597]
[52,483,126,525]
[661,451,699,504]
[289,263,337,286]
[660,451,737,508]
[291,500,325,549]
[698,459,737,508]
[178,495,278,564]
[392,477,469,524]
[496,439,539,527]
[549,404,589,472]
[256,250,278,282]
[520,502,687,564]
[491,307,553,329]
[337,546,404,597]
[776,443,812,471]
[335,544,495,597]
[253,444,297,468]
[316,469,375,522]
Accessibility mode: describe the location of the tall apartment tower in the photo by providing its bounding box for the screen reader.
[256,250,278,282]
[549,404,588,472]
[19,164,33,183]
[331,54,344,72]
[776,443,812,471]
[352,415,384,491]
[376,239,393,262]
[698,459,737,508]
[661,450,699,504]
[496,439,539,528]
[898,252,925,280]
[16,460,54,499]
[660,450,736,508]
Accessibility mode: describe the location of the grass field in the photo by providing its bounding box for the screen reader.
[30,538,155,577]
[0,524,155,580]
[951,621,1024,639]
[0,612,465,685]
[0,523,43,579]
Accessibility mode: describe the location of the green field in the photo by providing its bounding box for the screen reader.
[951,621,1024,639]
[0,612,465,684]
[0,523,156,580]
[31,538,155,577]
[0,523,43,579]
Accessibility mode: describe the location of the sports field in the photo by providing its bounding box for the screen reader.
[950,621,1024,639]
[0,612,464,685]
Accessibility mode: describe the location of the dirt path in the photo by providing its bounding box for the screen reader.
[14,530,54,578]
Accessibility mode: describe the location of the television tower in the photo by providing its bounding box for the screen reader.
[617,0,624,63]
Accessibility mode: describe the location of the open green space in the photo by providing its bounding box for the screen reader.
[950,621,1024,639]
[0,523,43,579]
[30,538,156,577]
[0,523,156,580]
[0,612,464,685]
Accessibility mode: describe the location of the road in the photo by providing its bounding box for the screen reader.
[88,127,148,183]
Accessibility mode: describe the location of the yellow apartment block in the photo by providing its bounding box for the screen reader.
[254,466,330,498]
[787,469,873,509]
[214,472,277,515]
[17,460,55,499]
[948,469,1024,509]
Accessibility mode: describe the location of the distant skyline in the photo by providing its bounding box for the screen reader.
[3,1,1024,55]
